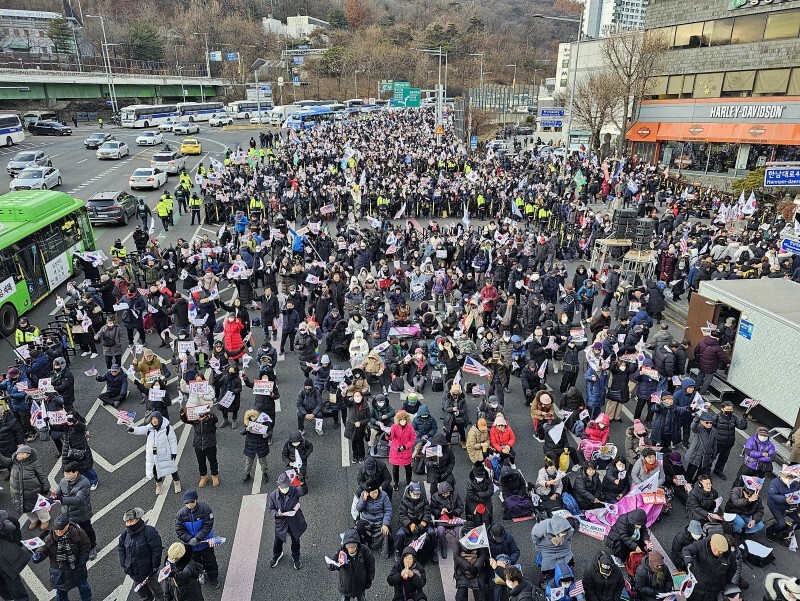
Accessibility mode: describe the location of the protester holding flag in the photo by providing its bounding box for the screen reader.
[329,528,375,601]
[681,533,736,601]
[0,445,50,529]
[62,413,98,491]
[31,514,92,601]
[454,524,489,601]
[394,482,436,562]
[268,471,307,570]
[633,551,673,601]
[53,463,97,560]
[725,476,765,535]
[765,464,800,542]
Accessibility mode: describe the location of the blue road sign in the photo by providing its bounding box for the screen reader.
[540,108,565,118]
[293,75,300,84]
[764,166,800,187]
[738,319,754,340]
[225,52,238,61]
[540,120,563,128]
[470,136,478,150]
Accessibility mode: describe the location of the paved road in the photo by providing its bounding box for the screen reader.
[0,125,792,601]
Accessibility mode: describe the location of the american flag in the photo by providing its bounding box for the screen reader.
[650,392,661,404]
[410,532,427,551]
[570,580,585,598]
[30,400,44,427]
[679,229,689,254]
[117,410,136,426]
[206,536,226,548]
[463,356,491,378]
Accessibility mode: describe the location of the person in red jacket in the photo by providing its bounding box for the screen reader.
[388,411,415,490]
[489,414,517,469]
[222,313,246,360]
[693,331,731,395]
[584,413,611,445]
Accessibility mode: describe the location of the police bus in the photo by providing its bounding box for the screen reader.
[119,104,179,128]
[286,107,334,131]
[0,114,26,147]
[176,101,226,122]
[225,100,274,120]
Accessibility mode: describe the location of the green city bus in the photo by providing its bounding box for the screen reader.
[0,190,96,336]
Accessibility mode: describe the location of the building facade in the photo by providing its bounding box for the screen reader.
[263,15,329,39]
[583,0,648,39]
[0,9,81,56]
[628,0,800,187]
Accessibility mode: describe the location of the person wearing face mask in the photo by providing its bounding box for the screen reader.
[128,412,181,495]
[530,391,555,441]
[684,412,718,484]
[740,427,775,479]
[466,465,494,526]
[268,472,307,570]
[535,459,566,512]
[296,378,323,436]
[367,394,396,448]
[388,411,416,490]
[650,394,682,450]
[117,507,164,601]
[521,361,544,407]
[504,566,534,600]
[601,458,630,503]
[50,358,75,413]
[345,392,371,464]
[604,360,629,423]
[216,365,242,428]
[442,384,468,447]
[724,476,765,536]
[395,482,436,563]
[634,550,673,601]
[466,418,491,466]
[430,481,465,559]
[708,400,745,480]
[281,431,313,491]
[607,507,651,562]
[765,464,800,542]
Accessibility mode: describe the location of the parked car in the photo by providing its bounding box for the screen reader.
[172,122,200,135]
[6,150,51,175]
[158,119,179,132]
[209,114,233,127]
[28,121,72,136]
[150,148,186,175]
[96,141,130,160]
[249,115,271,124]
[180,138,202,155]
[84,132,114,149]
[136,131,164,146]
[86,190,138,225]
[9,167,62,191]
[129,167,167,190]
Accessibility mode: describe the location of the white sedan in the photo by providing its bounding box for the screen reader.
[209,114,233,127]
[10,166,62,190]
[172,122,200,135]
[129,167,168,190]
[159,119,179,132]
[249,115,271,124]
[136,131,164,146]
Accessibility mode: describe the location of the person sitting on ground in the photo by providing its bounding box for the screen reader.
[634,551,674,601]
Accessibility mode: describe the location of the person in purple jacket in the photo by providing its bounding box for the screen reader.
[739,427,776,479]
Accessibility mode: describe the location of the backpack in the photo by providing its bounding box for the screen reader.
[503,494,535,520]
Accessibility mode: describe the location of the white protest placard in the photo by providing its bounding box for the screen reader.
[329,369,345,382]
[218,391,235,408]
[188,381,210,395]
[177,341,196,354]
[569,328,587,343]
[148,388,166,401]
[186,404,211,421]
[145,369,161,384]
[578,519,608,540]
[253,379,274,394]
[112,303,127,312]
[248,422,269,435]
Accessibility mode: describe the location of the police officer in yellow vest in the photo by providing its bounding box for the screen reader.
[249,196,264,220]
[376,194,388,213]
[160,192,174,227]
[525,201,535,219]
[156,196,171,232]
[476,193,486,217]
[189,192,203,226]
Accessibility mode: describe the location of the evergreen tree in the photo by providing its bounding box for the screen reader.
[48,15,74,54]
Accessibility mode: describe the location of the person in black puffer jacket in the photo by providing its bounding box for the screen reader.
[395,482,436,561]
[583,552,625,601]
[118,507,163,600]
[466,466,494,526]
[686,475,722,524]
[606,508,650,562]
[179,407,219,488]
[330,528,375,599]
[163,542,204,601]
[61,414,98,488]
[573,462,603,510]
[634,551,673,601]
[711,401,747,479]
[216,366,242,428]
[240,409,270,483]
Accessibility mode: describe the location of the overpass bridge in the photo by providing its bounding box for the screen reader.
[0,61,229,103]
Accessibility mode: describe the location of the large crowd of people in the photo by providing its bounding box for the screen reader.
[1,106,800,601]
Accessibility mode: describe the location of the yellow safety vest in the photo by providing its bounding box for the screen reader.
[164,197,173,211]
[156,201,169,217]
[525,202,535,215]
[189,196,202,208]
[250,197,263,210]
[477,194,485,206]
[515,196,523,207]
[377,196,388,206]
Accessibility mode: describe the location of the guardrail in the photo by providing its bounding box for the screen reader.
[0,55,207,78]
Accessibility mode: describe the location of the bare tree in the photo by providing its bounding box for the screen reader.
[558,70,619,151]
[601,30,668,154]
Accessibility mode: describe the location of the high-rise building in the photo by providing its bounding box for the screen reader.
[627,0,800,189]
[582,0,648,39]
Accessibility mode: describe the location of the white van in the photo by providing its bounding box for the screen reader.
[267,105,302,126]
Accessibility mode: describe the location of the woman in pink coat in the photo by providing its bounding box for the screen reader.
[389,410,415,490]
[222,313,246,360]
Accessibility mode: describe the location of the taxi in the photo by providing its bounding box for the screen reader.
[180,138,202,155]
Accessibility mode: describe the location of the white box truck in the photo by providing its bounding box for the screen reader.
[686,278,800,429]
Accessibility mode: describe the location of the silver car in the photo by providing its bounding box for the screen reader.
[10,167,62,190]
[150,149,185,175]
[7,150,51,175]
[97,141,130,160]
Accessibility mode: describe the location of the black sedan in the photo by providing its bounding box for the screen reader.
[84,132,114,148]
[28,121,72,136]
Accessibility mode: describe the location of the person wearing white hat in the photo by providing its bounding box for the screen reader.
[765,574,800,601]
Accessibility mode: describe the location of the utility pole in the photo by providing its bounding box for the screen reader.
[193,32,211,78]
[86,14,117,113]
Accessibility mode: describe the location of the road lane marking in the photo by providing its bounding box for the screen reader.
[219,494,269,601]
[340,418,350,466]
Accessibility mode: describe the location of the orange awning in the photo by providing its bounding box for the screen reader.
[628,121,800,145]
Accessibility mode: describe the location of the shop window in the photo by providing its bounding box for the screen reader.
[722,70,756,95]
[753,69,790,96]
[655,26,676,47]
[731,13,767,45]
[674,22,704,48]
[709,18,733,46]
[763,9,800,41]
[789,68,800,96]
[693,72,723,98]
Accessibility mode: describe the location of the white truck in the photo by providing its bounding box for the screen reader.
[267,104,302,126]
[686,278,800,456]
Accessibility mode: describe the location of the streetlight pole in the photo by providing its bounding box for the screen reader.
[252,58,269,123]
[86,14,117,113]
[506,63,517,117]
[354,69,364,99]
[192,32,211,79]
[468,52,484,107]
[71,25,82,72]
[532,12,583,150]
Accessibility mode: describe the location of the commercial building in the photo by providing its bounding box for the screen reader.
[627,0,800,189]
[262,14,329,39]
[0,9,81,56]
[583,0,648,39]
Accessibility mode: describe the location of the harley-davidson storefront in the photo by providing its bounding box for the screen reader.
[627,97,800,176]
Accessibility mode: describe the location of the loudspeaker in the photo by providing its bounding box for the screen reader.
[612,208,638,239]
[633,218,656,250]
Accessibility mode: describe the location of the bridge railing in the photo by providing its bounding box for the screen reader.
[0,54,208,78]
